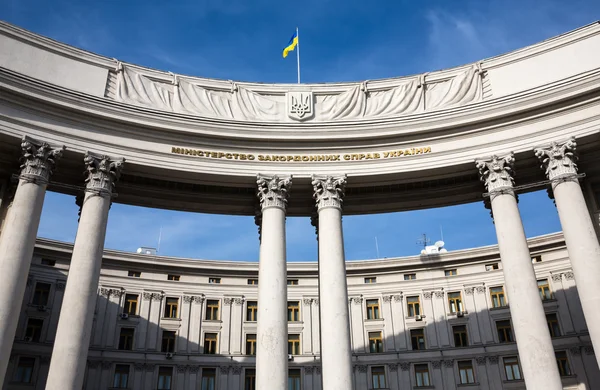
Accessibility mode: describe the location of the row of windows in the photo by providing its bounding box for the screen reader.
[127,271,300,287]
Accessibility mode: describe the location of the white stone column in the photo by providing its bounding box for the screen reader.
[231,297,244,354]
[476,153,562,389]
[535,138,600,367]
[220,298,233,354]
[255,174,292,390]
[45,152,124,390]
[312,174,353,390]
[0,136,64,385]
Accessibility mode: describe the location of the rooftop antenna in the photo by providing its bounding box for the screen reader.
[417,233,431,250]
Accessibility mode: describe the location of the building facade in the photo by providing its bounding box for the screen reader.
[3,234,599,390]
[1,20,600,390]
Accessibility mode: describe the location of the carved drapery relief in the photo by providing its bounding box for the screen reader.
[256,174,292,211]
[19,136,64,185]
[112,63,486,122]
[312,175,347,211]
[535,137,578,189]
[83,152,125,198]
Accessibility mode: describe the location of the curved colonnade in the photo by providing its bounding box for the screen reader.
[0,20,600,390]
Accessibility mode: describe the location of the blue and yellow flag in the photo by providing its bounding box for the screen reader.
[283,30,298,58]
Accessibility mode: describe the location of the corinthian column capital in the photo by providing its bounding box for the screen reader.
[256,174,292,211]
[476,153,515,196]
[311,174,347,211]
[83,152,125,197]
[534,137,578,186]
[19,136,65,184]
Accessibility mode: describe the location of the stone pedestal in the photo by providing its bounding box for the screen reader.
[476,154,562,390]
[536,138,600,367]
[255,174,292,390]
[45,152,124,390]
[0,137,63,385]
[312,175,354,390]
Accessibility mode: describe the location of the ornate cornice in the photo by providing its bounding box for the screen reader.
[19,136,64,185]
[256,174,292,211]
[535,137,578,188]
[312,175,347,211]
[83,152,125,197]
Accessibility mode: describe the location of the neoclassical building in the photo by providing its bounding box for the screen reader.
[0,19,600,390]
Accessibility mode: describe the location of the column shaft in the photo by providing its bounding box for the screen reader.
[0,137,63,385]
[45,152,123,390]
[255,174,291,390]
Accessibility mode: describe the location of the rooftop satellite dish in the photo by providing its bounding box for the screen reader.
[434,240,445,248]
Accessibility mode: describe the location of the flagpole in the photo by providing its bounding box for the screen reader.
[296,27,300,84]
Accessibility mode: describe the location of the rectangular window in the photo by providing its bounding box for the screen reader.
[404,273,416,280]
[445,269,458,276]
[485,263,499,271]
[208,277,221,284]
[13,357,35,383]
[41,258,56,266]
[414,364,430,387]
[369,331,383,353]
[167,274,180,281]
[538,279,552,300]
[547,313,561,337]
[162,330,176,353]
[490,286,507,308]
[288,369,301,390]
[164,297,179,318]
[288,334,300,355]
[458,361,475,384]
[201,368,216,390]
[410,329,426,350]
[25,318,43,342]
[503,357,522,381]
[366,299,380,320]
[287,279,298,285]
[244,369,256,390]
[407,296,421,317]
[364,277,377,284]
[246,334,256,355]
[247,278,258,285]
[127,271,141,278]
[496,320,514,343]
[556,351,571,376]
[118,328,134,350]
[157,366,173,390]
[32,282,51,306]
[453,325,468,347]
[448,292,463,313]
[287,301,300,322]
[371,366,386,389]
[124,294,138,315]
[113,364,130,389]
[204,333,218,354]
[205,300,220,320]
[246,301,258,321]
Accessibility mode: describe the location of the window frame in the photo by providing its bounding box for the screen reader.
[368,331,383,353]
[496,320,514,343]
[503,356,522,381]
[288,334,301,355]
[246,301,258,322]
[157,366,173,390]
[124,294,139,315]
[490,286,507,308]
[364,277,377,284]
[118,327,135,350]
[546,313,561,337]
[444,269,458,277]
[406,296,421,317]
[208,277,221,284]
[247,278,258,285]
[32,282,51,306]
[410,328,426,350]
[201,368,216,390]
[167,274,180,281]
[556,351,571,377]
[485,263,499,271]
[447,292,463,313]
[113,364,130,389]
[371,366,387,389]
[204,332,218,354]
[13,356,35,383]
[287,301,300,322]
[127,270,141,278]
[205,300,220,321]
[452,325,469,347]
[366,299,381,320]
[414,364,430,387]
[458,360,476,384]
[538,279,552,300]
[404,273,416,280]
[288,368,301,390]
[287,279,299,286]
[246,334,257,355]
[25,318,43,342]
[161,330,176,353]
[163,297,179,319]
[244,368,256,390]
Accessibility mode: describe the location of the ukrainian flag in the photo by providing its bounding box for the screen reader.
[283,30,298,58]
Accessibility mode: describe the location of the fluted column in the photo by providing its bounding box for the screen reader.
[312,175,353,390]
[476,154,562,390]
[0,136,64,385]
[255,174,292,390]
[536,138,600,366]
[46,152,124,390]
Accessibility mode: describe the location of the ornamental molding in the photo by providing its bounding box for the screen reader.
[393,294,403,302]
[312,175,347,211]
[535,137,578,187]
[443,359,454,368]
[177,365,188,373]
[304,366,314,374]
[564,271,575,281]
[19,136,65,185]
[434,290,445,299]
[476,153,516,197]
[487,356,499,364]
[55,281,66,291]
[231,365,242,375]
[476,356,487,365]
[475,286,486,294]
[584,346,594,355]
[83,152,125,198]
[183,295,194,303]
[382,295,392,303]
[569,346,582,356]
[219,366,230,374]
[188,366,200,373]
[101,360,112,369]
[223,298,234,306]
[145,363,156,372]
[234,298,245,306]
[464,287,474,295]
[551,273,563,282]
[354,364,367,373]
[303,298,313,305]
[423,292,433,299]
[256,174,292,211]
[431,360,442,369]
[134,363,145,371]
[399,362,411,371]
[87,360,101,369]
[352,297,363,305]
[387,363,399,371]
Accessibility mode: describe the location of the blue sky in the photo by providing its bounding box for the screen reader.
[3,0,599,261]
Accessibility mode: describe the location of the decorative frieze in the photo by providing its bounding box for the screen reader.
[223,298,234,306]
[431,360,442,369]
[351,297,363,305]
[393,294,403,302]
[584,346,594,355]
[564,271,575,281]
[487,356,499,364]
[475,286,486,294]
[382,295,392,303]
[354,364,367,373]
[551,273,563,282]
[304,366,314,374]
[464,287,474,295]
[475,356,487,366]
[145,363,156,372]
[569,346,581,356]
[256,174,292,211]
[101,360,112,369]
[443,359,454,368]
[399,362,411,371]
[534,137,578,188]
[234,298,244,306]
[311,175,347,211]
[434,290,445,299]
[19,136,65,184]
[423,292,433,299]
[387,363,399,372]
[231,365,243,375]
[134,363,145,371]
[188,366,200,373]
[183,295,195,303]
[87,360,101,369]
[219,366,230,374]
[177,365,188,373]
[82,152,125,197]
